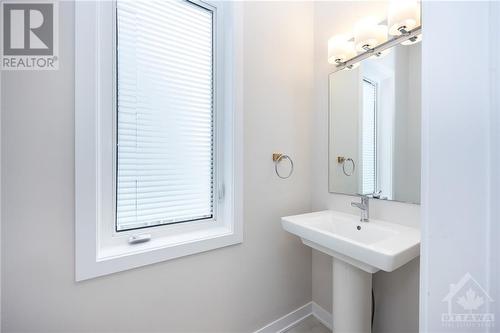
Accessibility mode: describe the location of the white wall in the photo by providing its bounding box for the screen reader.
[0,2,314,332]
[311,2,421,332]
[419,2,499,332]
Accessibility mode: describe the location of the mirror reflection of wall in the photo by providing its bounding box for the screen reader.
[329,43,421,204]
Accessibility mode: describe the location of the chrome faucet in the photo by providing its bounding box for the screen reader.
[351,195,369,222]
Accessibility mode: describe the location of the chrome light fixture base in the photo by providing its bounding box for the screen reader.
[332,25,421,73]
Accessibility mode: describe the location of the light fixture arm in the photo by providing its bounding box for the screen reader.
[332,25,421,73]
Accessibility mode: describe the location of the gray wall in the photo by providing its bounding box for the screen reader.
[311,2,421,332]
[1,1,314,332]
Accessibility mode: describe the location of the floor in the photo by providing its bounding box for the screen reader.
[285,315,331,333]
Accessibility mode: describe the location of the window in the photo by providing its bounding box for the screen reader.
[361,78,377,195]
[115,0,215,231]
[75,0,242,281]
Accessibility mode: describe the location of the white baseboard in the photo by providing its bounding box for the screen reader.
[254,302,313,333]
[254,302,332,333]
[312,302,333,330]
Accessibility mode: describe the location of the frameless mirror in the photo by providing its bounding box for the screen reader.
[328,43,421,204]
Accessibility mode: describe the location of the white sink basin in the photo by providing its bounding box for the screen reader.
[281,210,420,273]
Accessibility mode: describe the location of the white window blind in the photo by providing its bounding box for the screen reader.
[116,0,215,231]
[361,78,377,195]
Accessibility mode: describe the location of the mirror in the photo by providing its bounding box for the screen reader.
[328,43,421,204]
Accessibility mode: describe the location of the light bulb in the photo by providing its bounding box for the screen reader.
[328,35,357,64]
[388,1,420,36]
[354,17,388,52]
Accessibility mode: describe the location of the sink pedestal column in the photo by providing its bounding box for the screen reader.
[332,258,372,333]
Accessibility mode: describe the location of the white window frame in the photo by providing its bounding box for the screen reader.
[75,0,243,281]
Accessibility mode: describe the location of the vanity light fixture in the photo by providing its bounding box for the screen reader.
[388,0,421,44]
[328,35,359,69]
[327,1,421,72]
[328,35,357,64]
[354,17,388,52]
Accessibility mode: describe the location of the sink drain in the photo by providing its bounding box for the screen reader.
[357,225,361,230]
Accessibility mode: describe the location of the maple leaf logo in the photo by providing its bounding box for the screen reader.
[457,289,484,312]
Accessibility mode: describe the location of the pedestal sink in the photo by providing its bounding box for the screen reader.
[281,210,420,333]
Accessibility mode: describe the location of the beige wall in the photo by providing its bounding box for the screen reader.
[311,2,421,332]
[1,2,314,332]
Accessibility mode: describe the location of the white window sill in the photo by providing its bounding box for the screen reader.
[77,225,241,281]
[98,225,238,260]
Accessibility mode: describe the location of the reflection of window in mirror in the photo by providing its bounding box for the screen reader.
[361,54,397,202]
[361,78,377,196]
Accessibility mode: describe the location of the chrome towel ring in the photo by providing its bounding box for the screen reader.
[337,156,355,176]
[272,153,294,179]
